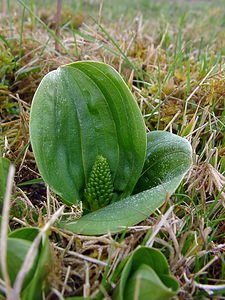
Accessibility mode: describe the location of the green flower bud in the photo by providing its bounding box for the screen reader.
[85,155,114,211]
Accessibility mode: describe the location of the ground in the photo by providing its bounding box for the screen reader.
[1,0,225,299]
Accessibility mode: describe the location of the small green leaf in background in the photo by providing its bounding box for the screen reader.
[0,227,52,300]
[3,238,37,287]
[113,246,179,300]
[21,233,52,300]
[0,156,10,212]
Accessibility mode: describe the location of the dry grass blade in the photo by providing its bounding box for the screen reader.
[146,205,174,247]
[61,265,71,296]
[184,271,225,296]
[182,65,216,130]
[0,164,15,300]
[0,279,6,294]
[51,288,65,300]
[54,245,108,267]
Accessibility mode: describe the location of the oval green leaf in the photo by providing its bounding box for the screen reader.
[61,131,192,235]
[9,227,39,241]
[21,235,52,300]
[133,130,192,193]
[125,265,177,300]
[113,247,179,300]
[30,61,146,205]
[0,228,52,299]
[61,174,184,235]
[0,238,37,287]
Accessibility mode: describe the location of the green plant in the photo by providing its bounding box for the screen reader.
[30,61,192,235]
[84,155,114,212]
[0,44,19,86]
[0,227,52,300]
[113,246,179,300]
[0,155,10,213]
